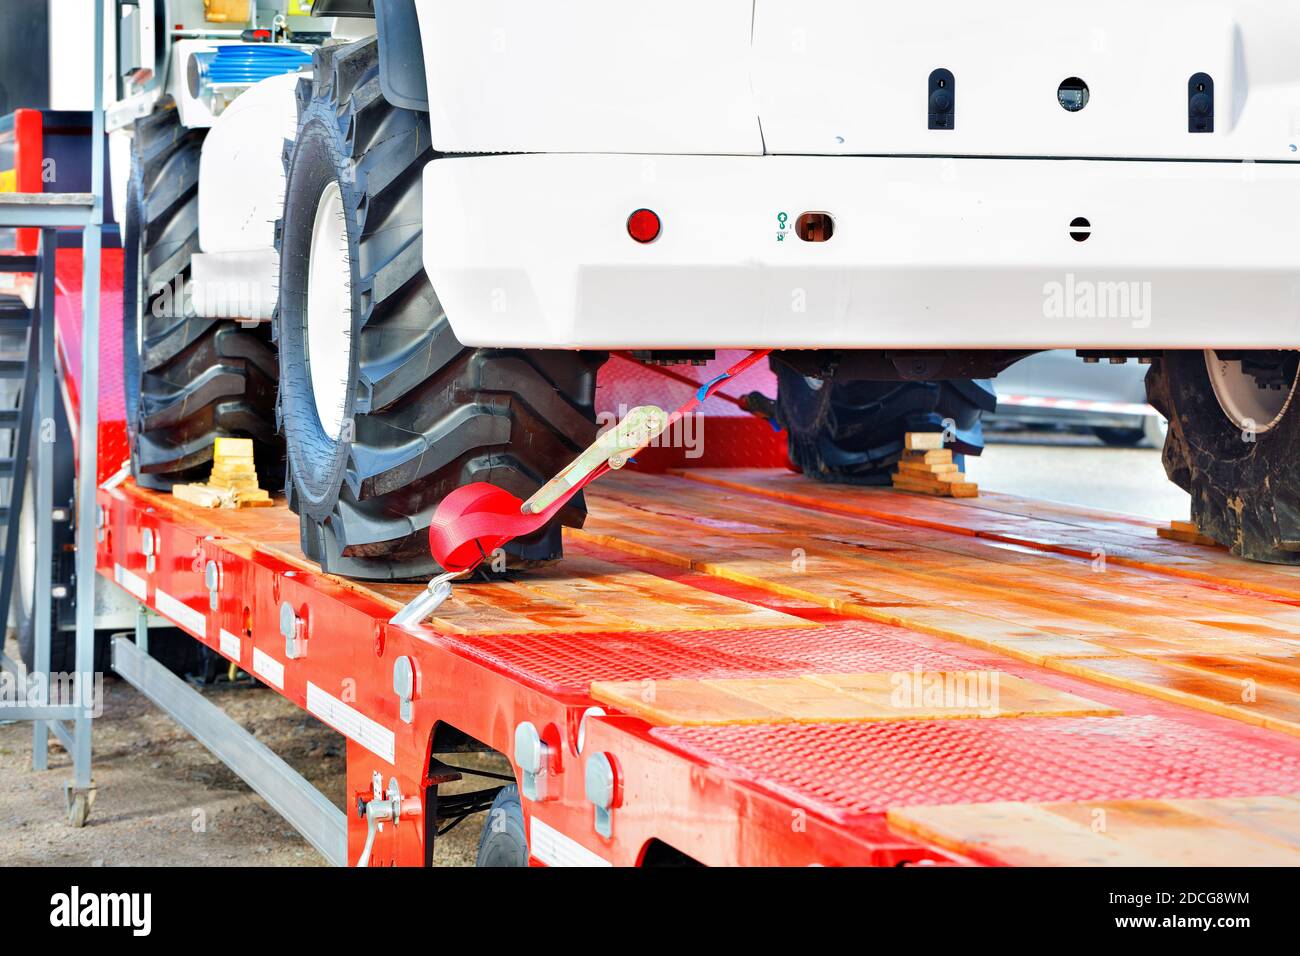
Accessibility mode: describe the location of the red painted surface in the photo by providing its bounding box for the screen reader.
[13,108,43,255]
[53,247,129,484]
[94,477,1300,866]
[597,351,789,470]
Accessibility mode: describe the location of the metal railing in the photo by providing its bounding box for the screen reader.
[0,0,103,825]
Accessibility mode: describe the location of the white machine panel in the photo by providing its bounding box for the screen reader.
[422,153,1300,350]
[752,0,1300,161]
[415,0,762,154]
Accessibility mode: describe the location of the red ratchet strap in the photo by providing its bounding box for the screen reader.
[428,349,772,573]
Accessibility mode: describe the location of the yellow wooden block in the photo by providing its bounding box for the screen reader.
[1157,521,1221,548]
[173,483,233,509]
[904,432,945,451]
[891,474,979,498]
[901,449,954,465]
[897,460,959,477]
[590,671,1116,727]
[212,436,255,459]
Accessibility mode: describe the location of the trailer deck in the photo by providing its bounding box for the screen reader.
[42,239,1300,868]
[95,465,1300,866]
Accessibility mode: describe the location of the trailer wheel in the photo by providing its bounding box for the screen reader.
[9,391,106,673]
[122,98,282,490]
[476,785,528,867]
[276,39,604,579]
[1147,349,1300,563]
[774,362,996,484]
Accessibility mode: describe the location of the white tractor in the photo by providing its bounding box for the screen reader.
[105,1,1300,576]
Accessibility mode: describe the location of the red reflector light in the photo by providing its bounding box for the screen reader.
[627,208,661,243]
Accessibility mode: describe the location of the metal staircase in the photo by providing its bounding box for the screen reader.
[0,247,45,643]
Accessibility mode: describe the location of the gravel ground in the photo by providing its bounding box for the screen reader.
[0,434,1189,866]
[0,650,508,867]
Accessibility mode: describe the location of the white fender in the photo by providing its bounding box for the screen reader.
[192,70,303,321]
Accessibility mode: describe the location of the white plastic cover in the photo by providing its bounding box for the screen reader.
[416,0,1300,162]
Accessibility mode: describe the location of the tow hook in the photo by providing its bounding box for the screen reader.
[355,772,421,867]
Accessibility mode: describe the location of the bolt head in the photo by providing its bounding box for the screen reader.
[585,752,616,811]
[514,722,544,774]
[279,601,297,641]
[392,656,414,698]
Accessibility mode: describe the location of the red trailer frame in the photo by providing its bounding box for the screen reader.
[65,249,1300,867]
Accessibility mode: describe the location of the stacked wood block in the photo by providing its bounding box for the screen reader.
[1156,519,1221,548]
[890,432,979,498]
[173,437,273,509]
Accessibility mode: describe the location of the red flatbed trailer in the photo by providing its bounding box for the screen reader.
[63,250,1300,867]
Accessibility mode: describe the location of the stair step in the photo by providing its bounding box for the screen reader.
[0,359,27,379]
[0,409,19,428]
[0,317,32,336]
[0,458,14,477]
[0,507,9,525]
[0,255,40,273]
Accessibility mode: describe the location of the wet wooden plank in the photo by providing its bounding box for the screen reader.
[575,474,1300,734]
[673,469,1300,601]
[591,672,1117,727]
[588,478,1300,651]
[888,796,1300,866]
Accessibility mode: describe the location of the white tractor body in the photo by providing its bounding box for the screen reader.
[413,0,1300,350]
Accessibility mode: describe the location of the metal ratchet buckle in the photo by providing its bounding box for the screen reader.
[520,404,670,516]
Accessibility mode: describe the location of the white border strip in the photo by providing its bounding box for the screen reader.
[218,628,242,662]
[154,588,206,638]
[529,817,611,867]
[306,681,395,764]
[113,563,147,601]
[252,647,284,689]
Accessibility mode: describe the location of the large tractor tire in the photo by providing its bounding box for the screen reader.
[1147,350,1300,564]
[774,361,996,484]
[276,39,604,581]
[122,98,281,490]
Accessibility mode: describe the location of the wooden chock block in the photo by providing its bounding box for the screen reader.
[1157,520,1222,548]
[171,437,271,510]
[904,432,946,451]
[893,433,979,498]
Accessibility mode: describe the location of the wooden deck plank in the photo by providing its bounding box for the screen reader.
[674,469,1300,601]
[589,478,1300,650]
[574,475,1300,735]
[591,672,1116,727]
[888,796,1300,866]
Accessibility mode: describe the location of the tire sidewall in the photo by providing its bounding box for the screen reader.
[278,112,363,519]
[1153,350,1300,559]
[475,785,528,867]
[1161,350,1296,472]
[121,159,146,463]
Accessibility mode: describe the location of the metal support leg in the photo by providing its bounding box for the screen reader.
[135,603,149,656]
[66,0,105,826]
[31,229,56,771]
